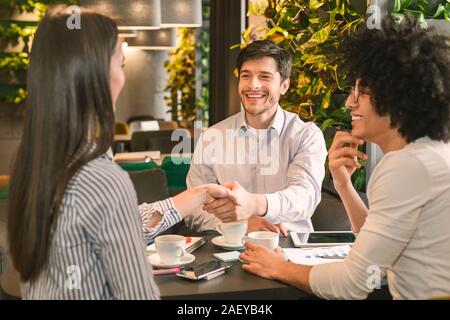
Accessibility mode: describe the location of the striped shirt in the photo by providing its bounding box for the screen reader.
[21,150,180,299]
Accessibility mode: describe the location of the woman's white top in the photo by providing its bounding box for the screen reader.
[310,137,450,299]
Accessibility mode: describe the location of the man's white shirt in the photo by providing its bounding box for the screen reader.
[185,105,327,232]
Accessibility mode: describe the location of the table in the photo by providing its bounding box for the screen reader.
[114,134,132,141]
[114,151,161,163]
[154,235,311,300]
[114,152,192,166]
[113,134,132,153]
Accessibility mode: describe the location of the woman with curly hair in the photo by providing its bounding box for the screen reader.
[240,17,450,300]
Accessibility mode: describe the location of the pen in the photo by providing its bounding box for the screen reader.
[318,255,346,260]
[152,267,180,275]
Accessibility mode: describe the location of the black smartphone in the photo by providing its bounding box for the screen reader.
[176,260,231,280]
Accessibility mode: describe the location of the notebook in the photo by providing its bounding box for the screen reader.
[146,237,206,255]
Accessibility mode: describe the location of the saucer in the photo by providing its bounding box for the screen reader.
[148,252,195,269]
[211,236,245,250]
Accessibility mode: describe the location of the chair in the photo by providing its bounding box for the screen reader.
[161,156,191,196]
[0,176,9,201]
[130,129,191,153]
[428,295,450,300]
[311,191,351,231]
[118,161,159,172]
[157,121,179,131]
[115,122,130,135]
[0,193,21,300]
[0,197,8,275]
[0,186,8,202]
[128,115,158,134]
[0,266,21,300]
[126,115,155,125]
[127,168,170,204]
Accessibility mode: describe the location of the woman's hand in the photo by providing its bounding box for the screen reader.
[239,242,287,280]
[240,242,314,293]
[202,184,240,206]
[328,131,367,189]
[202,181,266,222]
[172,184,239,218]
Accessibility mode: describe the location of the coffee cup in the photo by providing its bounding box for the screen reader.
[246,231,279,250]
[216,221,248,246]
[155,235,186,264]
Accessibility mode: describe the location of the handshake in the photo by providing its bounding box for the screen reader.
[173,182,287,236]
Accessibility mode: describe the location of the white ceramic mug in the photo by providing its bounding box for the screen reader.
[216,221,248,246]
[246,231,279,250]
[155,235,186,264]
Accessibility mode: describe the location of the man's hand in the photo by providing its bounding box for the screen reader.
[172,184,240,218]
[202,184,240,206]
[247,216,288,237]
[202,181,267,222]
[328,131,367,189]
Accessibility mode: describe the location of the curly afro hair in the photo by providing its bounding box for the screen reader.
[341,16,450,143]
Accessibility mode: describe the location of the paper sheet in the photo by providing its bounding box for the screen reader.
[283,245,351,266]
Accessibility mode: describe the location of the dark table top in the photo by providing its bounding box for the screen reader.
[153,234,312,300]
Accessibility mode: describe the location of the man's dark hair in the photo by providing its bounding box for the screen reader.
[341,16,450,143]
[236,40,292,81]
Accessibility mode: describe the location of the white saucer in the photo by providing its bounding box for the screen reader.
[148,253,195,269]
[211,236,245,250]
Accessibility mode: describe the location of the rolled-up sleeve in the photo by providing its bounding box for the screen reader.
[309,153,429,299]
[139,198,182,241]
[264,124,327,224]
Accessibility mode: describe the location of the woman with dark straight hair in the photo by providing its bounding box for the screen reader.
[8,6,234,299]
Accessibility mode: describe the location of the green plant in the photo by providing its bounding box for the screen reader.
[195,4,210,126]
[392,0,450,23]
[0,0,76,104]
[6,0,78,17]
[243,0,367,191]
[0,52,29,71]
[0,84,27,103]
[164,27,197,127]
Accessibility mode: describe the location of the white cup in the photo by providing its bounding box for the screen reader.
[216,221,248,246]
[155,235,186,264]
[246,231,279,250]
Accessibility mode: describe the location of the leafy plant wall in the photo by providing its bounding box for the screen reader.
[244,0,367,191]
[0,0,77,104]
[392,0,450,23]
[164,27,197,126]
[195,3,210,126]
[164,1,210,128]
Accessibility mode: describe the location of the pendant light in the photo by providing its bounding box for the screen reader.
[160,0,202,27]
[80,0,161,30]
[127,28,177,50]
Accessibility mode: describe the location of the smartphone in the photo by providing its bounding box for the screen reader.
[290,231,356,247]
[176,260,231,280]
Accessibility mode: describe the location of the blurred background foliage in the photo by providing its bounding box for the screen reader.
[164,27,197,127]
[243,0,367,191]
[0,0,77,104]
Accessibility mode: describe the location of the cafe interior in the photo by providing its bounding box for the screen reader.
[0,0,449,301]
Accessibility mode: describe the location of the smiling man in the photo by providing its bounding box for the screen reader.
[184,40,327,234]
